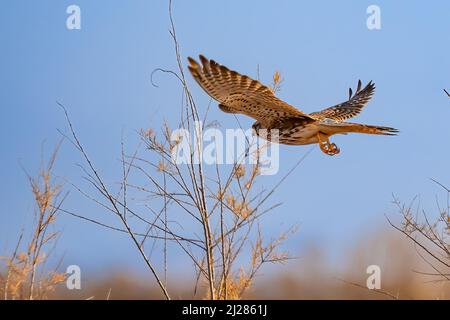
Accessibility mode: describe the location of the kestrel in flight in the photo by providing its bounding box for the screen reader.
[187,55,397,156]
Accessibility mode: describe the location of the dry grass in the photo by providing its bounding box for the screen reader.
[0,145,67,300]
[47,226,450,300]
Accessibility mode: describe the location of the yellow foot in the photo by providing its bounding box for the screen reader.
[317,134,340,156]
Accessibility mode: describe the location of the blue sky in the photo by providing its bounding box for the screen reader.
[1,0,449,277]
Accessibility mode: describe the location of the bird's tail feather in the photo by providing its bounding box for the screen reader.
[321,122,398,136]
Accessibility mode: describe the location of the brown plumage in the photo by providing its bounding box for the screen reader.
[188,55,398,156]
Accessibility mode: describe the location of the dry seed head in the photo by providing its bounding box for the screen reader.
[17,252,28,263]
[141,128,154,139]
[234,164,245,179]
[273,71,280,84]
[49,272,67,284]
[270,70,283,94]
[157,160,167,172]
[217,268,251,300]
[226,195,251,219]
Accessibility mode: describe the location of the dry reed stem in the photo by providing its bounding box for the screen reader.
[1,145,67,300]
[56,0,302,300]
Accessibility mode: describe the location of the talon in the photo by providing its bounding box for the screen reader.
[317,133,340,156]
[330,143,339,152]
[328,143,340,155]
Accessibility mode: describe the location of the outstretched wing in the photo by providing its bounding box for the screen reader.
[310,80,375,122]
[187,55,314,127]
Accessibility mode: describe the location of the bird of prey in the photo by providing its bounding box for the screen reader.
[187,55,397,156]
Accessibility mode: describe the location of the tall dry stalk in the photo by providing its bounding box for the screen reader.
[0,144,67,300]
[57,0,304,300]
